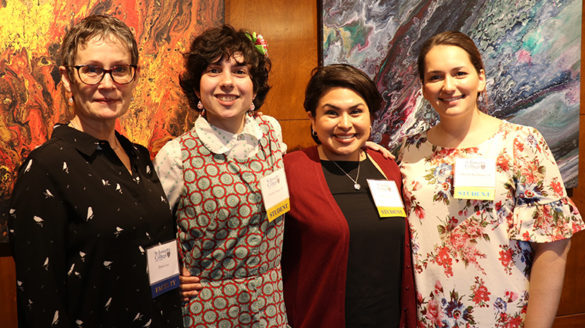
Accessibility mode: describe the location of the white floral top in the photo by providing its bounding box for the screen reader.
[397,121,584,327]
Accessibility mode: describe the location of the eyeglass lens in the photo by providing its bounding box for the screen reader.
[77,65,135,85]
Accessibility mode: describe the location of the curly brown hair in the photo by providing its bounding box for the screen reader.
[180,25,272,112]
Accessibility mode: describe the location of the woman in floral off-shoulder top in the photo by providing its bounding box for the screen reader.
[397,31,584,327]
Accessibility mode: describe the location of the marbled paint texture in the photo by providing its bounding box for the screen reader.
[323,0,581,187]
[0,0,224,199]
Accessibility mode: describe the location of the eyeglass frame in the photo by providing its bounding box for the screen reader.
[67,64,138,85]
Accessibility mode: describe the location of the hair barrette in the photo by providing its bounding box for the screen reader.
[246,32,268,57]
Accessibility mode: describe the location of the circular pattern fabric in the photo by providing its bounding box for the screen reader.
[177,118,287,327]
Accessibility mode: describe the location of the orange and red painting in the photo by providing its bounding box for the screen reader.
[0,0,224,242]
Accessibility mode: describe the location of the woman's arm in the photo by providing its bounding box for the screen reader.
[154,139,184,212]
[9,158,72,327]
[524,239,570,328]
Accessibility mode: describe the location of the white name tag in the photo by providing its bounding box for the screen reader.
[260,168,290,222]
[367,179,406,218]
[146,240,180,298]
[454,158,496,200]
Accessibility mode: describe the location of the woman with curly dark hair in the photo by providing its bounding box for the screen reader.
[154,25,288,327]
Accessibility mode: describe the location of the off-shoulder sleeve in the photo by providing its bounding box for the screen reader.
[510,126,584,242]
[154,138,184,213]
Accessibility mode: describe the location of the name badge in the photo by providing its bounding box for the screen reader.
[454,158,496,200]
[146,240,180,298]
[260,168,290,222]
[367,179,406,218]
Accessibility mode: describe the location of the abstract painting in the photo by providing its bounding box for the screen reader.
[322,0,581,188]
[0,0,224,243]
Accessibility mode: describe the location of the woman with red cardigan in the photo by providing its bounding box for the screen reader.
[282,64,416,328]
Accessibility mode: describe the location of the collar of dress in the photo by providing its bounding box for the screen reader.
[194,114,263,155]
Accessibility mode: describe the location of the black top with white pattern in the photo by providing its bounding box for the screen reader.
[9,124,182,327]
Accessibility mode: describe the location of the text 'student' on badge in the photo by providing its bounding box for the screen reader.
[367,179,406,218]
[259,168,290,222]
[453,157,496,201]
[146,240,180,298]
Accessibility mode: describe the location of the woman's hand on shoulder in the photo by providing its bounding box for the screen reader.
[180,265,203,302]
[365,141,394,159]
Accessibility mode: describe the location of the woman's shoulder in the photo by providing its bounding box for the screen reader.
[154,137,183,162]
[283,147,320,182]
[365,148,398,165]
[255,114,281,131]
[501,120,540,134]
[365,148,401,176]
[284,146,318,164]
[161,127,199,148]
[498,120,546,144]
[22,128,78,166]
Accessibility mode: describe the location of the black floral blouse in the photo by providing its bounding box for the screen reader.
[8,124,182,327]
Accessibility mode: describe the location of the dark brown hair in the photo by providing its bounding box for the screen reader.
[180,25,271,112]
[304,64,382,143]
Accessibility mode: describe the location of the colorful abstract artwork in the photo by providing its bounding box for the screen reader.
[0,0,224,242]
[322,0,581,187]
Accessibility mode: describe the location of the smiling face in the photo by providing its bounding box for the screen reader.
[60,35,136,124]
[422,45,486,120]
[311,87,371,161]
[196,52,255,133]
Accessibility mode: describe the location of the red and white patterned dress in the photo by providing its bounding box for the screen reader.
[155,115,288,327]
[397,121,584,327]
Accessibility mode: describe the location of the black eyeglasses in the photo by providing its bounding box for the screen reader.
[69,64,137,85]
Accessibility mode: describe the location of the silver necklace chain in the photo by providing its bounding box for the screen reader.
[331,157,361,190]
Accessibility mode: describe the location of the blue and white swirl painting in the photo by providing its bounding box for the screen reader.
[323,0,581,187]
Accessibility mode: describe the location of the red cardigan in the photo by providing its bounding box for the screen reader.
[282,146,416,328]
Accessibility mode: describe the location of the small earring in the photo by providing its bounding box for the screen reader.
[248,103,255,114]
[311,128,317,137]
[197,100,203,110]
[68,97,74,105]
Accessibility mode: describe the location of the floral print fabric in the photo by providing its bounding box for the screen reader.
[397,121,584,327]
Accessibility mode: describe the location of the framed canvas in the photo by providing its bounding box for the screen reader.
[322,0,581,187]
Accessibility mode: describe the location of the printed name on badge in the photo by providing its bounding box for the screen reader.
[260,168,290,222]
[146,240,180,298]
[367,179,406,218]
[453,158,496,200]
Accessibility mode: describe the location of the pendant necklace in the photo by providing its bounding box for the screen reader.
[331,154,362,190]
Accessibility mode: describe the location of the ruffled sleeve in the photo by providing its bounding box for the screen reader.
[509,126,584,242]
